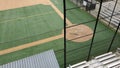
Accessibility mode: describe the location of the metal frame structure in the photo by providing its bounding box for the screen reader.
[0,50,60,68]
[65,0,120,67]
[87,0,103,61]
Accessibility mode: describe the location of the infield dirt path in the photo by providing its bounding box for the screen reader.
[49,1,73,25]
[0,0,50,11]
[0,34,64,55]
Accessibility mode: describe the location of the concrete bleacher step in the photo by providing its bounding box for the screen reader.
[116,15,120,19]
[100,12,111,20]
[100,11,120,20]
[96,54,116,62]
[89,62,102,68]
[102,11,111,16]
[101,5,119,16]
[106,60,120,68]
[112,64,120,68]
[100,11,109,17]
[101,57,119,65]
[67,50,120,68]
[112,18,119,23]
[75,64,89,68]
[71,61,88,68]
[102,5,116,13]
[111,20,120,26]
[106,9,118,15]
[101,10,119,19]
[113,16,120,20]
[100,11,120,26]
[95,52,112,59]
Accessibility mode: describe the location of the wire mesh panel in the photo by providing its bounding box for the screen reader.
[66,0,120,67]
[0,50,60,68]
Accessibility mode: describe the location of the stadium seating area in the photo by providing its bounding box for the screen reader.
[100,1,120,27]
[67,48,120,68]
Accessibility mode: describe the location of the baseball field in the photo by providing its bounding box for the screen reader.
[52,0,120,66]
[0,0,120,68]
[0,0,64,68]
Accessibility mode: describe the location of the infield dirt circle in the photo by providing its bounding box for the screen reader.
[65,24,93,42]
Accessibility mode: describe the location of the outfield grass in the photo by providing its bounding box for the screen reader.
[0,4,63,50]
[51,0,120,66]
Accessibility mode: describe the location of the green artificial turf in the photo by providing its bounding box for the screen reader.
[51,0,120,66]
[51,0,63,13]
[0,38,64,67]
[0,0,120,68]
[0,4,64,68]
[0,4,63,50]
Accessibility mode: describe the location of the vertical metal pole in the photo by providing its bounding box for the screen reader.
[77,0,79,6]
[87,0,103,61]
[108,0,118,26]
[63,0,66,67]
[107,22,120,52]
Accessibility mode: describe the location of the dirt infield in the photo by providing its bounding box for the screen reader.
[66,24,93,42]
[0,0,50,10]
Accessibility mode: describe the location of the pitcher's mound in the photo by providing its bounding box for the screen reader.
[65,24,93,42]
